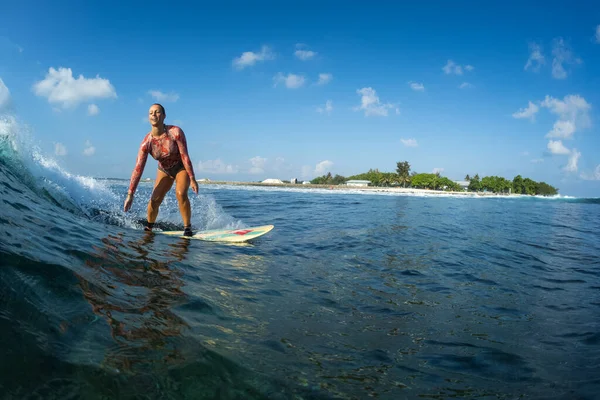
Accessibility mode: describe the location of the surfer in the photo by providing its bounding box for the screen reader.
[123,103,199,236]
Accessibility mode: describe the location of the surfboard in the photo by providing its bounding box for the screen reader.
[159,225,274,243]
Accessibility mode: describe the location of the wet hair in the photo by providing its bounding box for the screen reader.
[151,103,166,117]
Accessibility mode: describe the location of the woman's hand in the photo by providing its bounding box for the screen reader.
[190,180,199,194]
[123,193,134,212]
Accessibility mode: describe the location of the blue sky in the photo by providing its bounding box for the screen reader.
[1,1,600,197]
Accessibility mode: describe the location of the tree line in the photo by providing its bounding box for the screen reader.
[310,161,559,196]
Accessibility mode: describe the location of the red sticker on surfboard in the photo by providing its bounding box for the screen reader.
[233,229,252,235]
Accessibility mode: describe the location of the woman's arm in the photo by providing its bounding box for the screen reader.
[127,136,150,196]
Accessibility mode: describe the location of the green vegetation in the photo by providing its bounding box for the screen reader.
[309,161,559,196]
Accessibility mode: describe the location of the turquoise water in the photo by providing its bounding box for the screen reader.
[1,115,600,399]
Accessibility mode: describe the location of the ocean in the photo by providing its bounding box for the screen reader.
[1,114,600,399]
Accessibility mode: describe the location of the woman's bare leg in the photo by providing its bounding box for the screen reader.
[147,169,175,224]
[174,169,191,227]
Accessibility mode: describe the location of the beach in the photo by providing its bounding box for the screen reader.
[196,180,519,197]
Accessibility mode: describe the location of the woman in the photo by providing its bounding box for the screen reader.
[123,103,199,236]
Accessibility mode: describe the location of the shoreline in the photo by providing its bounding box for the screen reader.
[195,180,519,197]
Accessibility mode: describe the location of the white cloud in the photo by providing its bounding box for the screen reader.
[408,81,425,91]
[273,73,305,89]
[295,50,316,60]
[317,73,332,85]
[353,87,399,117]
[83,140,95,156]
[551,38,581,79]
[547,140,570,155]
[400,138,418,147]
[197,159,239,174]
[564,149,581,172]
[316,100,333,115]
[541,94,591,139]
[442,60,473,75]
[87,104,99,116]
[148,90,179,102]
[512,101,539,121]
[521,151,530,156]
[459,82,474,89]
[232,45,274,70]
[248,156,267,174]
[432,168,444,175]
[524,42,545,72]
[0,78,10,108]
[580,165,600,180]
[547,120,576,139]
[32,67,116,109]
[54,142,67,156]
[531,158,544,163]
[596,25,600,44]
[315,160,333,175]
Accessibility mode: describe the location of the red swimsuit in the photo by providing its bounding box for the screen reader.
[128,125,196,194]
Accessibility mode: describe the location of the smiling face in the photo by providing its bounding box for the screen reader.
[148,104,166,127]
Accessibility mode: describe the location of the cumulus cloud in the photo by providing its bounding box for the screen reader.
[54,142,67,156]
[400,138,418,147]
[316,100,333,115]
[514,94,591,140]
[524,42,545,72]
[564,149,581,172]
[512,101,539,121]
[196,159,239,174]
[83,140,95,156]
[442,60,473,75]
[514,94,591,175]
[87,104,99,116]
[295,44,317,61]
[408,81,424,91]
[232,45,274,69]
[317,73,332,85]
[551,38,581,79]
[354,87,399,117]
[249,156,267,174]
[32,67,117,109]
[541,94,591,139]
[148,90,179,102]
[0,78,10,108]
[315,160,334,175]
[547,140,570,155]
[273,73,305,89]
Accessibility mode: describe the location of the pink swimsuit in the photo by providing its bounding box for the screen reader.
[128,125,196,194]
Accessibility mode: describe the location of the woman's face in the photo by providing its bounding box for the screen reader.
[149,105,165,126]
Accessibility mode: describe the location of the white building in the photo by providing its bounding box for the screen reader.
[454,180,469,190]
[346,180,371,187]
